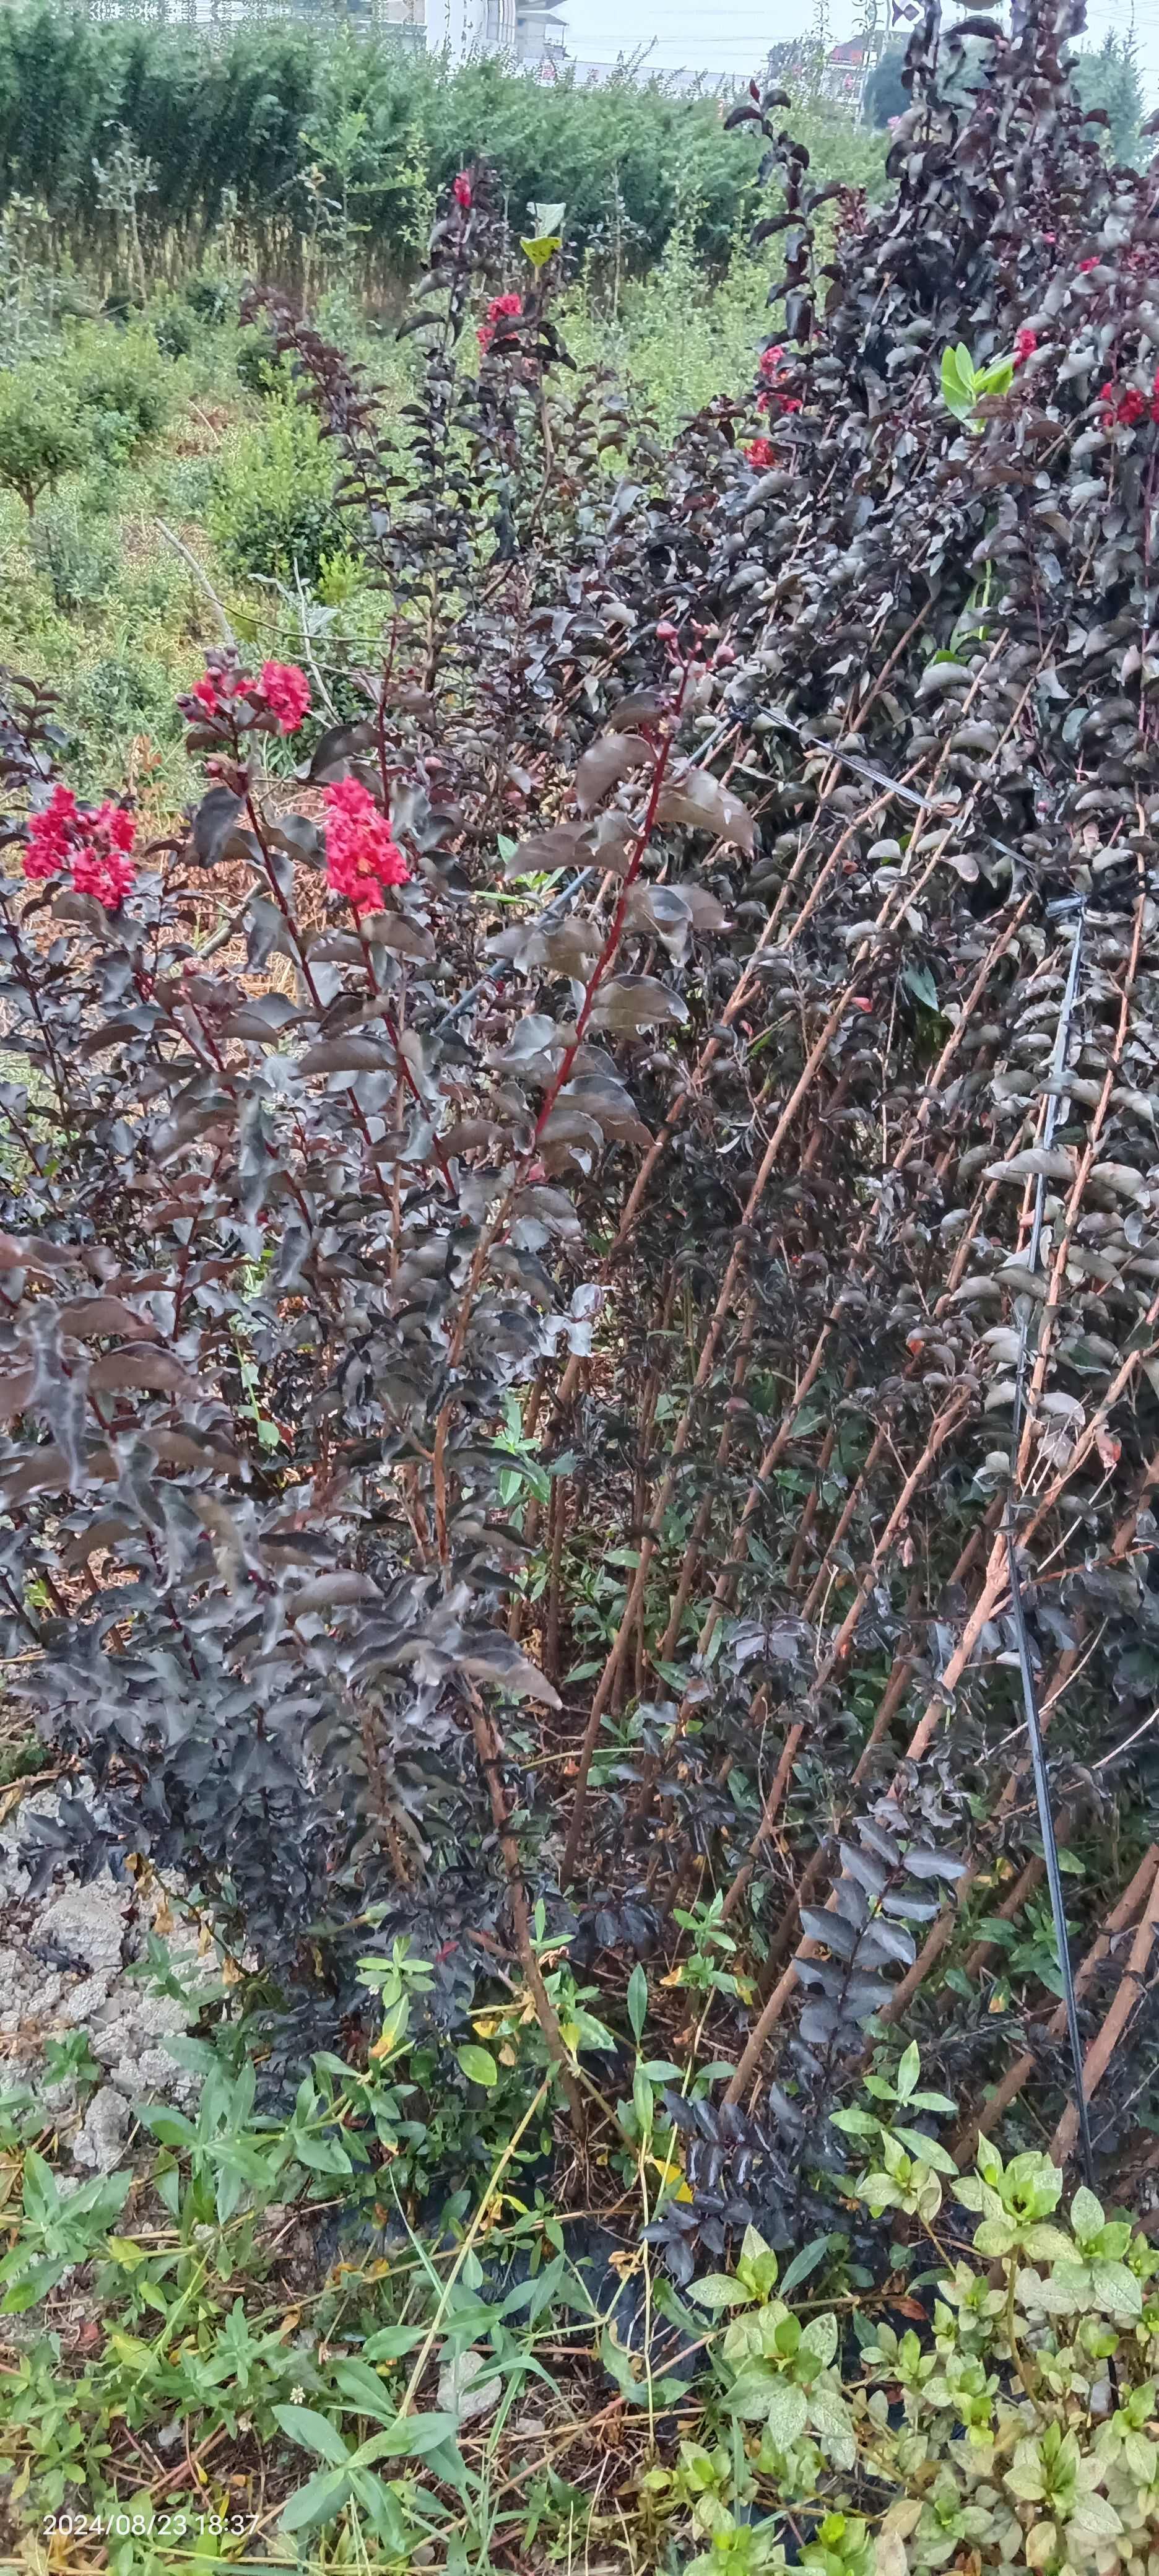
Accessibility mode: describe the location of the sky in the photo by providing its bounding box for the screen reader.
[555,0,1159,102]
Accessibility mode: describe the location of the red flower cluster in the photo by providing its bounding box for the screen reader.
[188,659,311,735]
[23,785,136,910]
[453,172,472,209]
[1100,367,1159,427]
[258,661,311,733]
[1013,328,1037,367]
[757,342,802,417]
[745,437,777,470]
[478,292,521,354]
[1079,257,1100,273]
[324,778,409,913]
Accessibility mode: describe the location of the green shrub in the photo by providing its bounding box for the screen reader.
[182,271,235,326]
[0,368,88,514]
[62,321,175,463]
[234,323,285,401]
[27,499,119,614]
[149,292,196,360]
[209,396,346,586]
[64,645,181,765]
[565,228,773,437]
[0,6,866,283]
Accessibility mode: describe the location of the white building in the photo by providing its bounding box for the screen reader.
[427,0,565,54]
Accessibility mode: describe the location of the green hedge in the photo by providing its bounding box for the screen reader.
[0,8,881,277]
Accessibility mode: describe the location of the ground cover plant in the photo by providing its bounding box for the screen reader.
[9,0,1159,2565]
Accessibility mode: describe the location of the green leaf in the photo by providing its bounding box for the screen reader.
[1016,2266,1083,2317]
[360,2410,462,2463]
[1092,2260,1143,2317]
[808,2384,857,2470]
[21,2151,59,2226]
[279,2467,352,2535]
[723,2365,779,2421]
[903,963,940,1013]
[456,2045,498,2089]
[941,342,977,419]
[799,2311,838,2368]
[2,2257,64,2312]
[762,2379,809,2450]
[332,2359,397,2422]
[896,2040,921,2102]
[688,2273,752,2311]
[1067,2494,1123,2540]
[272,2406,352,2468]
[294,2131,354,2175]
[627,1961,648,2046]
[857,2170,903,2214]
[362,2324,425,2361]
[215,2162,244,2225]
[1006,2458,1048,2504]
[106,2237,149,2270]
[137,2103,196,2149]
[162,2034,220,2078]
[1020,2224,1075,2263]
[892,2127,957,2174]
[973,2218,1017,2257]
[779,2237,832,2297]
[1070,2185,1105,2243]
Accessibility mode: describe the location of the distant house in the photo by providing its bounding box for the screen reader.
[821,38,870,113]
[427,0,566,64]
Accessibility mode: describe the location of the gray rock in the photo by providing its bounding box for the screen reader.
[35,1883,128,1978]
[57,1972,116,2027]
[106,2042,200,2107]
[72,2086,131,2175]
[0,1785,212,2136]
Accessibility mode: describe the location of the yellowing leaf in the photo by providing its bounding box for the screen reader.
[874,2530,909,2576]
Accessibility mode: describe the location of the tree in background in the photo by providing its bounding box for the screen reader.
[867,22,1144,165]
[864,41,908,128]
[1072,30,1145,167]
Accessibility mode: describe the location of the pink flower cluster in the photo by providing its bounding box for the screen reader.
[258,661,312,731]
[757,343,802,417]
[479,292,521,354]
[1100,366,1159,428]
[324,778,410,913]
[188,659,311,736]
[23,785,136,910]
[745,437,777,470]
